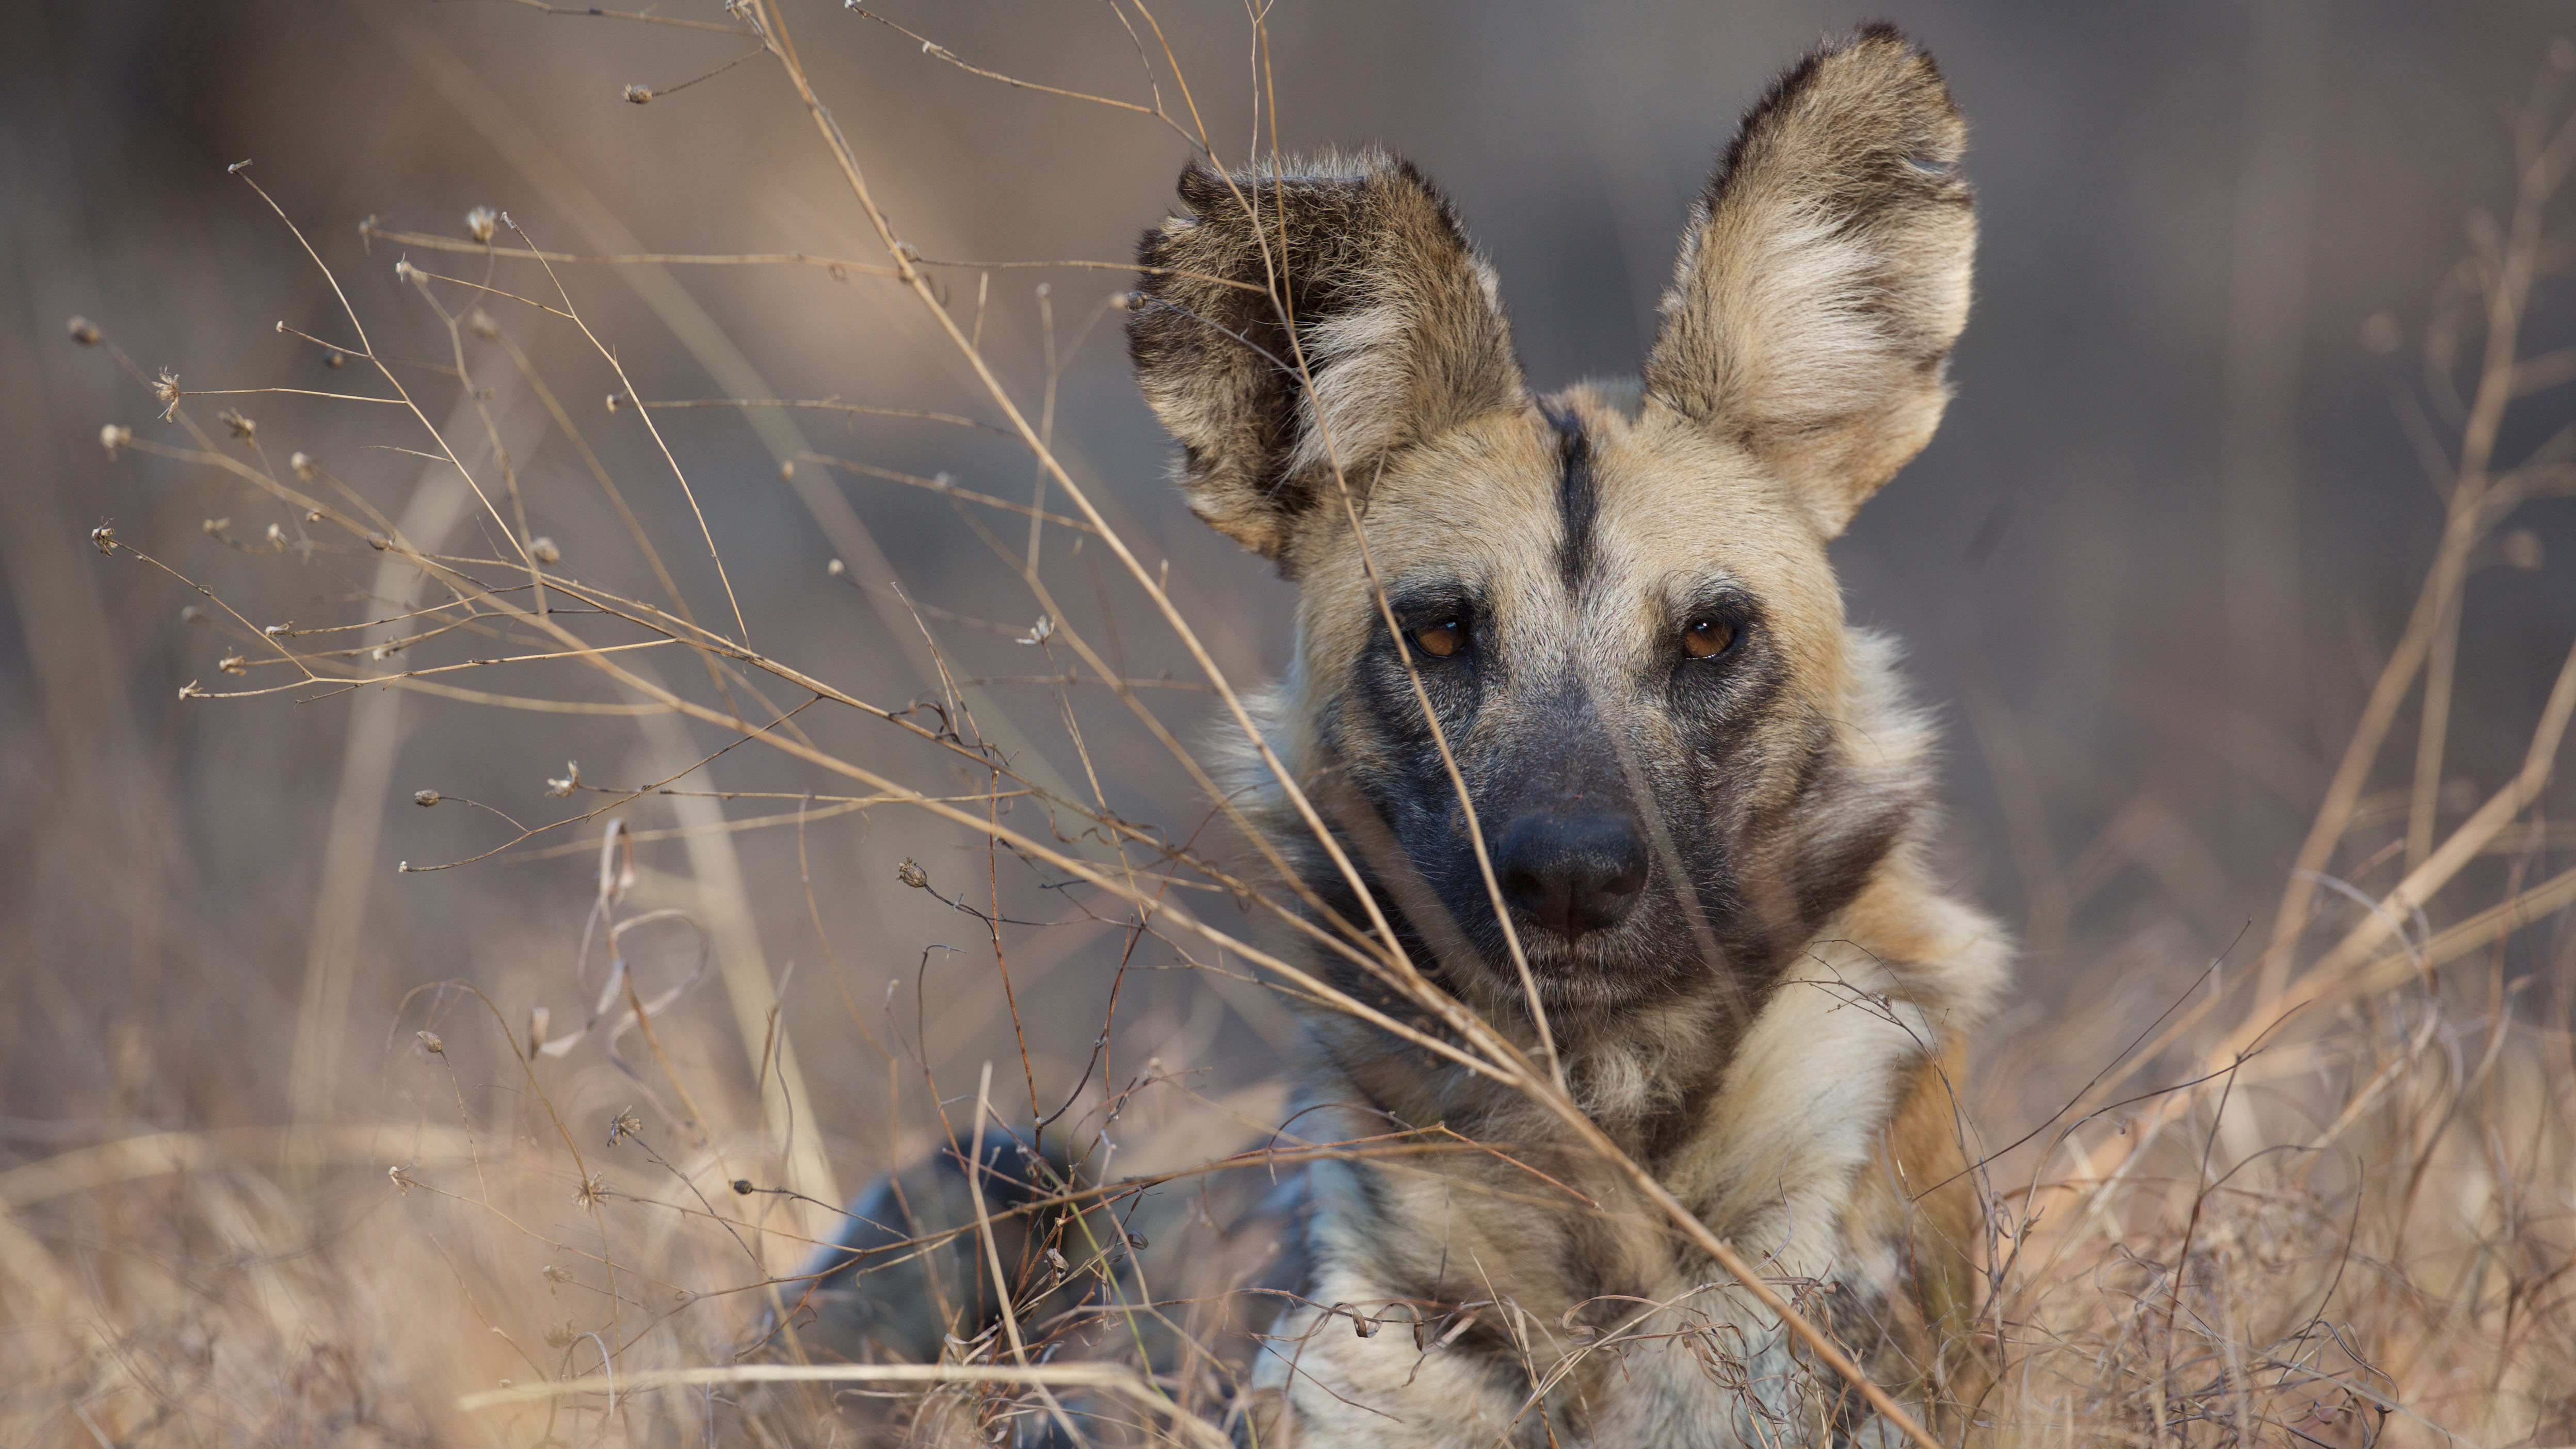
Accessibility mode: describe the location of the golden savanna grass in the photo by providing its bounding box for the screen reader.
[7,6,2576,1446]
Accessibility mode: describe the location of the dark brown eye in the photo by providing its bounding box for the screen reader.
[1682,618,1738,659]
[1410,620,1466,659]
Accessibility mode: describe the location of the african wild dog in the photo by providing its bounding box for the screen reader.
[1121,24,2009,1447]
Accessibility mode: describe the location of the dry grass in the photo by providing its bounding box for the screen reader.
[9,6,2576,1447]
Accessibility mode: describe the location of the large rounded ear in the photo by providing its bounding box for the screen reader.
[1127,152,1526,560]
[1643,26,1976,538]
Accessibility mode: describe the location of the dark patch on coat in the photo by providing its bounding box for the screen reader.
[791,1123,1089,1366]
[1543,404,1597,588]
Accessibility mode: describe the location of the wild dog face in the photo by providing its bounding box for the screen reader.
[1130,28,1974,1036]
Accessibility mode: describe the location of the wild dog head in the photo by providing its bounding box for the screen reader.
[1129,28,1975,1037]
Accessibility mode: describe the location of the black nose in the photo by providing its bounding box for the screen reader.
[1495,811,1649,939]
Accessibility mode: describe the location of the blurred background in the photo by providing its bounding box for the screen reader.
[5,0,2576,1437]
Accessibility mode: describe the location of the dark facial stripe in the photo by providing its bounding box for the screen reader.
[1546,405,1597,588]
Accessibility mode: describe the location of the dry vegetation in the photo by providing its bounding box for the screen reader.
[8,6,2576,1447]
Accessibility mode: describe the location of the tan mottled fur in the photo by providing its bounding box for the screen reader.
[1128,26,2006,1447]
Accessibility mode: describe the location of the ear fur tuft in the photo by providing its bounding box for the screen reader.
[1127,151,1525,560]
[1643,26,1976,537]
